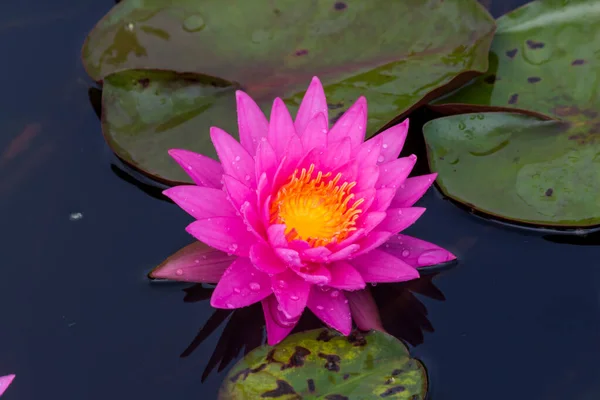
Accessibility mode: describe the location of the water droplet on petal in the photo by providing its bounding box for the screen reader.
[330,290,340,298]
[316,305,324,310]
[234,155,241,162]
[175,268,184,276]
[278,280,287,289]
[228,243,238,253]
[233,288,241,294]
[249,282,261,291]
[377,155,385,163]
[290,295,300,301]
[382,143,389,149]
[371,282,378,287]
[226,303,235,309]
[244,174,251,181]
[402,250,410,257]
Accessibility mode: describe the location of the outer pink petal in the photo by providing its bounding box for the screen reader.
[352,231,393,257]
[390,173,437,208]
[272,269,311,319]
[376,155,416,189]
[267,224,288,248]
[307,286,352,335]
[328,97,367,148]
[322,137,352,171]
[168,149,223,188]
[350,249,419,283]
[149,241,234,283]
[210,257,271,309]
[262,295,300,345]
[354,166,379,192]
[300,112,328,151]
[357,211,387,234]
[329,261,366,291]
[254,140,278,182]
[272,136,305,190]
[0,374,15,396]
[382,234,456,268]
[290,263,331,285]
[236,90,269,156]
[354,135,382,168]
[377,207,426,233]
[250,242,287,275]
[370,188,396,212]
[240,201,266,240]
[210,127,256,187]
[223,175,256,211]
[377,119,409,165]
[295,76,328,136]
[163,186,236,219]
[346,289,384,331]
[186,217,256,257]
[267,98,297,159]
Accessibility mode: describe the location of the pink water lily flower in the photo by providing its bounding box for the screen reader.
[153,76,455,345]
[0,374,15,397]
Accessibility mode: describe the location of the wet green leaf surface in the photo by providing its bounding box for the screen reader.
[219,329,427,400]
[84,0,495,184]
[423,112,600,227]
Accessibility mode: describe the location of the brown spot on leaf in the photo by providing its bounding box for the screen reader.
[343,373,350,380]
[526,39,545,49]
[380,386,406,397]
[505,48,518,58]
[229,363,268,383]
[138,78,150,88]
[281,346,311,370]
[334,1,347,10]
[266,349,278,363]
[318,353,341,372]
[391,369,403,376]
[307,379,315,393]
[273,8,281,16]
[317,330,335,342]
[295,49,308,56]
[527,77,541,83]
[552,105,580,117]
[261,380,297,398]
[572,59,586,66]
[508,94,519,104]
[545,188,553,197]
[483,74,497,84]
[347,331,367,346]
[325,395,349,400]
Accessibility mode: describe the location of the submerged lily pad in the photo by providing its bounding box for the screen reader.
[219,328,427,399]
[84,0,495,184]
[423,112,600,227]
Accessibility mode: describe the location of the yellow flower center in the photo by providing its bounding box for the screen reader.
[270,164,363,247]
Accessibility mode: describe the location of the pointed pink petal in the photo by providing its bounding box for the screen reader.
[254,139,278,181]
[256,172,271,208]
[210,127,256,187]
[328,97,367,148]
[210,257,271,309]
[377,207,426,233]
[370,188,396,212]
[0,374,15,396]
[272,136,304,190]
[272,269,311,318]
[262,295,300,345]
[382,234,456,268]
[267,98,297,159]
[354,135,382,168]
[240,201,266,240]
[328,261,366,291]
[376,155,416,189]
[300,112,328,151]
[295,76,328,136]
[275,248,304,268]
[223,175,256,211]
[352,231,393,257]
[322,137,352,171]
[163,186,236,219]
[302,246,332,263]
[291,263,331,285]
[307,286,352,335]
[350,249,419,283]
[346,289,384,331]
[390,173,437,208]
[377,119,409,165]
[328,244,359,262]
[288,240,311,253]
[357,211,387,234]
[250,242,287,275]
[168,149,223,188]
[267,224,288,248]
[354,165,379,192]
[331,229,365,251]
[186,217,256,257]
[333,161,358,183]
[236,90,269,155]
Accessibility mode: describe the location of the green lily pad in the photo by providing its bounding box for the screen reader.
[84,0,495,184]
[219,329,427,400]
[423,112,600,227]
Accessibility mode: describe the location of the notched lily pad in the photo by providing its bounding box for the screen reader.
[219,328,427,399]
[423,112,600,228]
[84,0,495,184]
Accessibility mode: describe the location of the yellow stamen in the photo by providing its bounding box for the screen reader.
[270,164,364,247]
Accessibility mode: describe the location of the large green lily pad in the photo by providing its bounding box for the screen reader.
[219,329,427,399]
[84,0,495,184]
[423,112,600,227]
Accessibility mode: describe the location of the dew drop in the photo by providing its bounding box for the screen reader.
[371,282,378,287]
[244,174,251,181]
[175,268,184,276]
[194,259,200,264]
[382,143,389,149]
[226,303,235,309]
[234,155,241,162]
[278,280,288,289]
[290,295,300,301]
[233,288,241,294]
[402,250,410,257]
[330,290,340,298]
[182,14,206,32]
[249,282,261,291]
[228,243,238,253]
[377,155,385,163]
[316,305,324,310]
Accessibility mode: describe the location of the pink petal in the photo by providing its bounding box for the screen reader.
[354,135,382,168]
[352,231,393,257]
[256,172,271,207]
[267,224,288,248]
[354,166,379,192]
[149,241,234,283]
[223,175,256,211]
[370,188,396,212]
[331,229,365,251]
[249,242,287,275]
[350,249,419,283]
[186,217,256,257]
[240,201,266,240]
[272,136,304,190]
[267,98,297,159]
[358,211,387,234]
[275,248,304,268]
[307,286,352,335]
[382,234,456,268]
[328,244,360,262]
[236,90,269,156]
[262,295,300,345]
[300,112,328,151]
[210,127,256,187]
[295,76,328,136]
[333,161,358,183]
[328,261,366,291]
[377,207,426,233]
[163,186,236,220]
[322,137,352,171]
[210,257,271,309]
[302,246,332,263]
[291,263,331,285]
[0,374,15,397]
[272,269,311,318]
[377,119,409,165]
[346,289,384,331]
[254,139,278,181]
[168,149,223,188]
[354,189,376,213]
[376,155,416,189]
[328,97,367,148]
[390,173,437,208]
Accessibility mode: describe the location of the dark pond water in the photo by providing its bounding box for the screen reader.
[1,0,599,398]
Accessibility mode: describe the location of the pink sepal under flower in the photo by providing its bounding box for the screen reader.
[0,374,15,397]
[155,76,456,345]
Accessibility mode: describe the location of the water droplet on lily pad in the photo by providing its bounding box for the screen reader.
[182,14,205,32]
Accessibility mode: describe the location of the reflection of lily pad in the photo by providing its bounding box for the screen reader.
[423,112,600,227]
[219,329,427,399]
[83,0,495,184]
